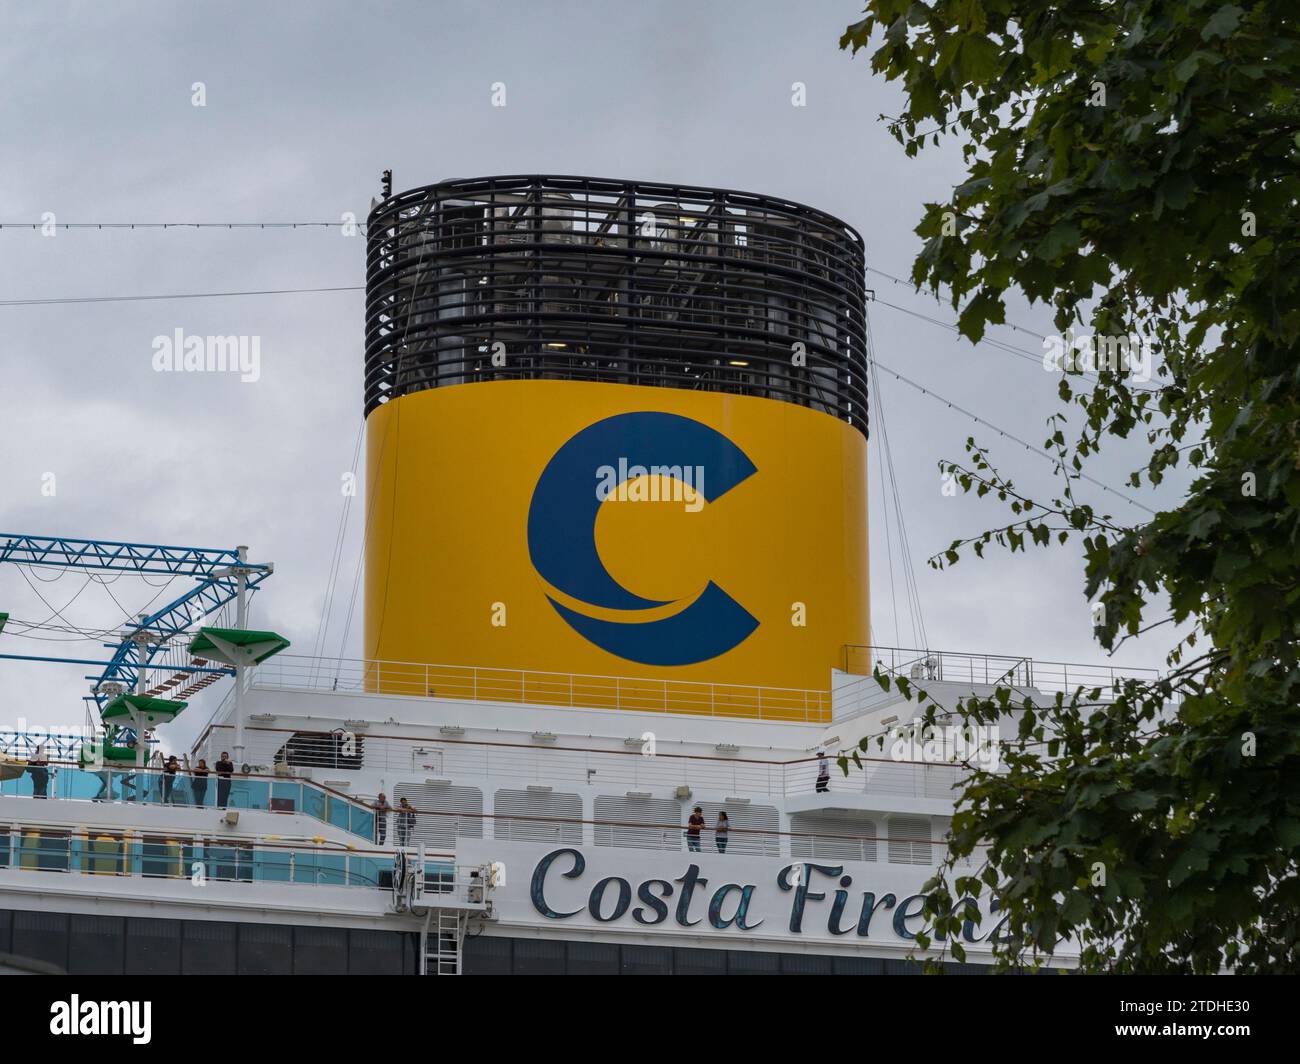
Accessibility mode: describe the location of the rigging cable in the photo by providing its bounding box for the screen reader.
[871,358,1157,516]
[865,308,929,647]
[337,215,440,669]
[310,419,366,679]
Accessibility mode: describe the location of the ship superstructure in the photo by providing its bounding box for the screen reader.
[0,177,1141,975]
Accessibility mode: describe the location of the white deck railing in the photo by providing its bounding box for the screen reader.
[849,645,1162,697]
[194,722,967,805]
[250,655,833,723]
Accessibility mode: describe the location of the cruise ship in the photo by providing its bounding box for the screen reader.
[0,176,1130,976]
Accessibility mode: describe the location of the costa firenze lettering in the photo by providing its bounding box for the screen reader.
[529,848,1011,943]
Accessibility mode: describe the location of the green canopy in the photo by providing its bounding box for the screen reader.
[78,743,140,766]
[188,626,290,666]
[101,693,189,726]
[0,612,8,634]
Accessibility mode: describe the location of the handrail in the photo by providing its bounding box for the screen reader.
[250,653,832,723]
[200,722,910,770]
[365,807,947,849]
[2,754,956,848]
[0,826,479,895]
[0,760,380,841]
[852,644,1161,693]
[0,790,946,851]
[191,721,984,806]
[0,816,453,862]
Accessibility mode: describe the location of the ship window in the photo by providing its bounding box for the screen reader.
[567,941,619,975]
[493,788,582,844]
[621,944,672,975]
[12,911,68,970]
[126,917,181,976]
[673,948,727,975]
[141,835,188,879]
[68,914,125,975]
[833,955,886,975]
[463,934,512,975]
[18,828,70,872]
[887,816,934,865]
[203,841,254,882]
[460,936,1013,976]
[790,814,877,862]
[182,921,237,975]
[347,929,404,975]
[83,830,130,876]
[292,926,348,972]
[781,952,834,975]
[514,937,565,975]
[593,796,682,851]
[727,949,780,975]
[238,923,292,975]
[279,730,364,770]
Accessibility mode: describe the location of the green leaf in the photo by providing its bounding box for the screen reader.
[1201,5,1243,41]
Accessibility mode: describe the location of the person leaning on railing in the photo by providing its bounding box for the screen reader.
[685,806,704,852]
[396,796,415,847]
[27,751,49,799]
[162,755,180,803]
[374,792,391,845]
[192,758,210,806]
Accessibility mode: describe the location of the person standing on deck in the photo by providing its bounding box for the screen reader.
[27,749,49,799]
[162,756,180,803]
[396,796,415,847]
[215,751,235,808]
[192,759,210,806]
[685,806,704,852]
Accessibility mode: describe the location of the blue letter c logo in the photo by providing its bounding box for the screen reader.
[527,412,759,665]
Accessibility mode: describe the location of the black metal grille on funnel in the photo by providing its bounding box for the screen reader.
[364,174,868,436]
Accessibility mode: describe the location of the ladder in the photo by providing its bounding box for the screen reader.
[420,909,466,975]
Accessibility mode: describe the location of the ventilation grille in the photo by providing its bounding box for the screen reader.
[364,175,869,435]
[790,815,877,862]
[593,797,683,852]
[693,801,780,856]
[887,816,933,866]
[392,783,484,847]
[923,764,961,799]
[493,789,583,844]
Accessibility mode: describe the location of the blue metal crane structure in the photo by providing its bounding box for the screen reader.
[0,534,274,761]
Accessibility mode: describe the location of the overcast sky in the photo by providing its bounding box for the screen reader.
[0,0,1189,742]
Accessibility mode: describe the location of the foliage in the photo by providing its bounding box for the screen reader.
[841,0,1300,972]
